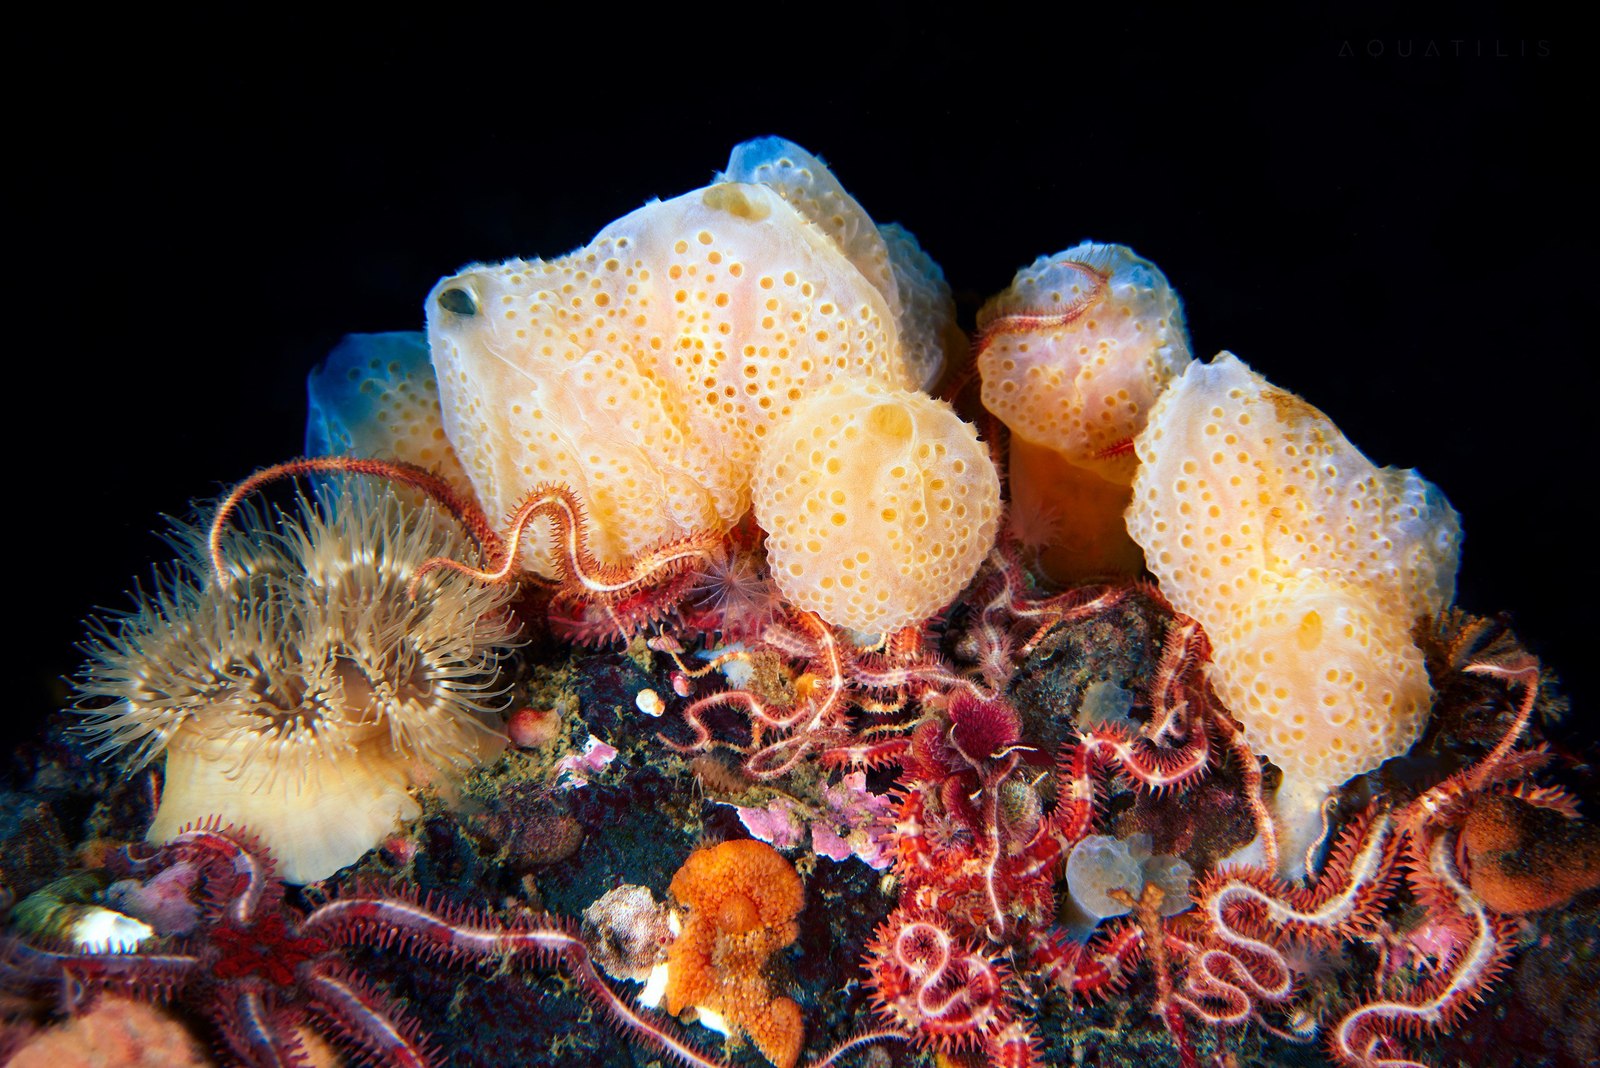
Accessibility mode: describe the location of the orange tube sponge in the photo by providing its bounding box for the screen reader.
[978,243,1190,581]
[1126,352,1461,876]
[664,840,805,1068]
[751,379,1000,634]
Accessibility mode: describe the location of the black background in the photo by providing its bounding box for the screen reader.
[11,6,1589,753]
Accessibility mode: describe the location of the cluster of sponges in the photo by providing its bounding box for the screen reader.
[977,243,1191,580]
[663,840,805,1068]
[425,137,966,594]
[752,379,999,634]
[74,488,517,883]
[297,138,993,636]
[1125,352,1461,874]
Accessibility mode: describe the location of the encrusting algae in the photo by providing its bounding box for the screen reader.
[3,135,1595,1068]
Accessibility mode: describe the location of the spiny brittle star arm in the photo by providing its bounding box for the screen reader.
[407,482,721,602]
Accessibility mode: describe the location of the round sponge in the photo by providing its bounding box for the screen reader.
[978,242,1190,484]
[977,243,1190,582]
[1210,576,1431,788]
[752,380,999,634]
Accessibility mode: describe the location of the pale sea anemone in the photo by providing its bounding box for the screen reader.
[74,484,518,883]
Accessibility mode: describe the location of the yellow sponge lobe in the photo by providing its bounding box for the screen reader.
[752,380,999,634]
[1126,352,1461,873]
[428,182,911,576]
[979,242,1190,484]
[721,137,959,391]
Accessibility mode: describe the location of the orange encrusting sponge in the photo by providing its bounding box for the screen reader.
[664,840,805,1068]
[1461,795,1600,914]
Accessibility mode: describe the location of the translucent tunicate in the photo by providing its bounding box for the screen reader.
[1078,680,1135,730]
[1065,833,1193,920]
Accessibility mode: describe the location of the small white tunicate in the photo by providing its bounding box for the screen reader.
[1079,679,1135,730]
[1065,832,1194,920]
[69,906,154,952]
[636,689,665,718]
[1066,835,1144,919]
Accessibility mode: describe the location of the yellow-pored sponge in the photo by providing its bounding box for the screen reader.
[752,380,999,634]
[1126,352,1461,874]
[977,243,1190,582]
[979,242,1190,484]
[1213,577,1431,788]
[428,182,911,577]
[721,137,959,392]
[1126,352,1461,635]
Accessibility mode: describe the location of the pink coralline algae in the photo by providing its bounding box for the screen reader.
[731,800,806,851]
[555,735,619,788]
[731,771,896,869]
